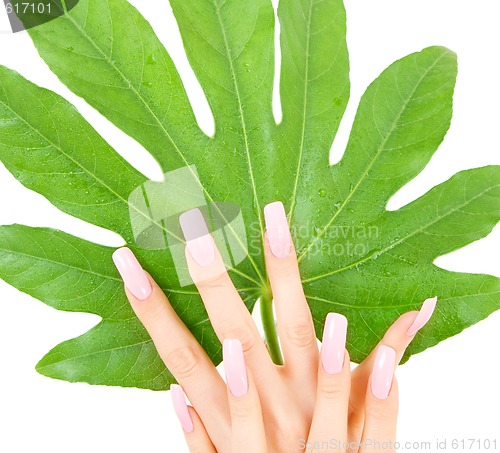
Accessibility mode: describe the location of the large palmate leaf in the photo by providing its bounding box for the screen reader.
[0,0,498,389]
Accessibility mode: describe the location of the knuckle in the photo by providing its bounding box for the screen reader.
[223,324,257,353]
[271,258,297,279]
[274,418,307,447]
[166,345,199,381]
[366,400,398,424]
[230,400,255,421]
[284,320,316,350]
[197,273,227,289]
[319,377,347,400]
[195,264,230,290]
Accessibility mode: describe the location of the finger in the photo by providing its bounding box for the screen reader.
[112,247,230,447]
[171,384,217,453]
[307,314,350,452]
[179,208,279,388]
[224,339,267,453]
[263,202,318,388]
[356,297,437,377]
[359,346,399,453]
[349,297,436,441]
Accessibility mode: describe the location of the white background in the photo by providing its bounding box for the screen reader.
[1,1,499,452]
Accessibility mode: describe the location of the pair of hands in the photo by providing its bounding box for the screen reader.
[112,201,437,453]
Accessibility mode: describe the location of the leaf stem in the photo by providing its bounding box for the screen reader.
[260,287,283,365]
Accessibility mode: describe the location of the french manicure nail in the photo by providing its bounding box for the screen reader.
[112,247,152,300]
[170,384,194,433]
[321,313,348,375]
[223,339,248,397]
[371,345,396,400]
[407,296,438,336]
[179,208,215,267]
[264,201,291,259]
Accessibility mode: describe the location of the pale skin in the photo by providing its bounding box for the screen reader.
[113,202,436,453]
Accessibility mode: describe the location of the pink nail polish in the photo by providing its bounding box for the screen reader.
[407,296,437,336]
[179,208,215,267]
[371,345,396,400]
[264,201,291,259]
[170,384,194,433]
[112,247,152,300]
[223,339,248,397]
[321,313,348,375]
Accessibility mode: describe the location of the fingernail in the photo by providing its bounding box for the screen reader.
[179,208,215,267]
[407,296,437,336]
[371,345,396,400]
[170,384,194,433]
[223,339,248,397]
[321,313,348,375]
[264,201,291,259]
[112,247,152,300]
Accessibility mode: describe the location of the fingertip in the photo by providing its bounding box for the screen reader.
[112,247,152,301]
[364,356,399,432]
[375,311,419,352]
[370,345,396,401]
[186,406,202,433]
[392,310,420,331]
[123,271,164,309]
[343,349,351,371]
[171,384,194,433]
[181,400,218,452]
[263,201,292,259]
[263,232,298,272]
[321,313,348,375]
[406,296,438,336]
[223,339,248,398]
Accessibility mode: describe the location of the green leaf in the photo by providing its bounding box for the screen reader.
[0,65,144,240]
[276,0,349,222]
[0,0,498,389]
[303,166,500,362]
[0,224,222,389]
[23,0,208,171]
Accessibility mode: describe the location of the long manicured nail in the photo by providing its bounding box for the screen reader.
[371,345,396,400]
[321,313,348,375]
[264,201,291,259]
[179,208,215,267]
[170,384,194,433]
[112,247,152,300]
[223,339,248,397]
[407,296,438,336]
